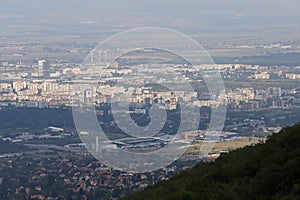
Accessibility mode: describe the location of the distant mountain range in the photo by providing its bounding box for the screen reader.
[124,123,300,200]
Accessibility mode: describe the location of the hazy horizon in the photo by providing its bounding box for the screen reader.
[1,0,299,37]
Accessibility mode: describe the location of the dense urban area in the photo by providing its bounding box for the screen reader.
[1,8,300,196]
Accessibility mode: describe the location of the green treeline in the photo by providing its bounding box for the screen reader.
[124,124,300,200]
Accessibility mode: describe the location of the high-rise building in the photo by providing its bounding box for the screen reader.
[37,60,50,79]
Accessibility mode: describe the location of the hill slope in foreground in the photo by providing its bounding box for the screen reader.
[124,124,300,200]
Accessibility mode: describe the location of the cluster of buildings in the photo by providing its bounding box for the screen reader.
[1,59,300,112]
[0,60,214,109]
[226,86,292,110]
[1,127,71,143]
[0,150,182,199]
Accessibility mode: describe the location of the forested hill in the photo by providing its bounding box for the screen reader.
[124,124,300,200]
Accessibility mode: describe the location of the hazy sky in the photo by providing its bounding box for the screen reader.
[0,0,299,40]
[1,0,299,23]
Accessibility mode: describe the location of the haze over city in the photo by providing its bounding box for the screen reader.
[1,1,300,199]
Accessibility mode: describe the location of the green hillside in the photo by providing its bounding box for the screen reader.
[124,124,300,200]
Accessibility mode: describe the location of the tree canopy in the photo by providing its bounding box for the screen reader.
[124,123,300,200]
